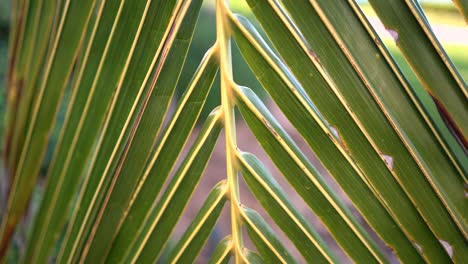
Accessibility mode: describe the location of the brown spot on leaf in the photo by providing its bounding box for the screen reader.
[0,223,15,259]
[429,93,467,154]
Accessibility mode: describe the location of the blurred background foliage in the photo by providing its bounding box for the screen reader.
[0,0,10,143]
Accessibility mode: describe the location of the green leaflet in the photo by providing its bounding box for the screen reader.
[234,2,467,260]
[286,0,467,236]
[242,207,297,264]
[0,0,97,255]
[112,108,223,263]
[56,0,184,261]
[78,0,205,262]
[238,151,339,263]
[234,87,383,262]
[368,0,467,145]
[23,0,120,261]
[207,236,232,264]
[243,249,264,264]
[229,12,431,262]
[8,0,58,180]
[166,181,227,264]
[106,45,219,262]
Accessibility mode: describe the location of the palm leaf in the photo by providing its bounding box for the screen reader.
[1,0,466,262]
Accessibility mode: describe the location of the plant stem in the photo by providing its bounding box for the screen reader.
[216,0,243,263]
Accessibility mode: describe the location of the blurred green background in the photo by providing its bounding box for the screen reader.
[0,0,10,143]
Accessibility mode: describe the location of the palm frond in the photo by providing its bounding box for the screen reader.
[1,0,466,262]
